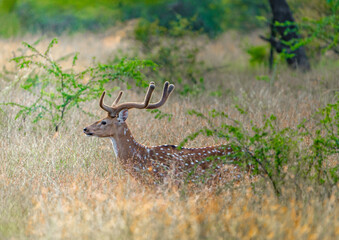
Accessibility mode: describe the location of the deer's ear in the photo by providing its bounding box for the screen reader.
[117,109,128,122]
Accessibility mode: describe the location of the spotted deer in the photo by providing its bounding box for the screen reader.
[84,82,246,185]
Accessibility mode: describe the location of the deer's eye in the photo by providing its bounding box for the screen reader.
[101,120,107,125]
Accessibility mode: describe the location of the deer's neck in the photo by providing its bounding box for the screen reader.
[109,123,148,160]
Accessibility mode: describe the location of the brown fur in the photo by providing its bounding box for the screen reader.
[84,112,246,186]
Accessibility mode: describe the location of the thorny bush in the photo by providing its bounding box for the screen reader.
[180,99,338,196]
[1,38,157,132]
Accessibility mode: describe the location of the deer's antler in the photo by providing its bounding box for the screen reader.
[99,81,174,116]
[146,81,175,109]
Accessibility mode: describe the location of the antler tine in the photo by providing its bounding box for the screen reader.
[110,82,156,114]
[99,91,114,114]
[146,81,175,109]
[112,91,123,106]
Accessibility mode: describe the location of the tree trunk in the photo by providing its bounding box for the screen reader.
[263,0,310,71]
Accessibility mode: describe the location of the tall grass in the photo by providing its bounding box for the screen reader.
[0,32,338,239]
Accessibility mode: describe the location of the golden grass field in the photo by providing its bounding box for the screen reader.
[0,26,338,239]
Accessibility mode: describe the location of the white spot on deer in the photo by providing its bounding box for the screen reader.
[160,148,163,150]
[208,151,211,154]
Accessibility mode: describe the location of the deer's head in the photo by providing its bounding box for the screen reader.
[83,82,174,138]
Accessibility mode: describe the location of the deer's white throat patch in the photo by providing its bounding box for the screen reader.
[109,137,119,157]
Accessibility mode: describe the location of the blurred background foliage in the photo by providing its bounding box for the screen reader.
[0,0,338,65]
[1,0,270,37]
[0,0,337,37]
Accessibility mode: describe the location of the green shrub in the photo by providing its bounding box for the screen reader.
[296,0,339,58]
[1,38,157,131]
[180,99,339,196]
[246,45,269,66]
[258,0,339,66]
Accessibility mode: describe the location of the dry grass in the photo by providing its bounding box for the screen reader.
[0,29,338,239]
